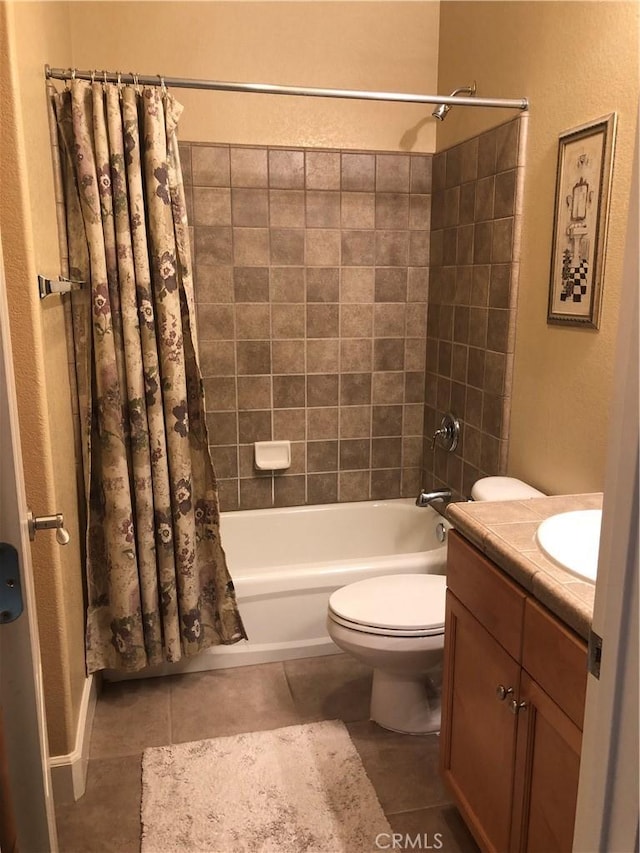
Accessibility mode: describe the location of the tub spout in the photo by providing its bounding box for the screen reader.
[416,489,452,508]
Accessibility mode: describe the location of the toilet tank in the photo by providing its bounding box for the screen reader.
[471,476,545,501]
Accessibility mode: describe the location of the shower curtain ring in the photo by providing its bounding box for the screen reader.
[102,70,108,86]
[71,67,76,80]
[159,75,167,95]
[91,69,96,84]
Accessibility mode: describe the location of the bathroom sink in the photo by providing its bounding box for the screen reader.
[535,509,602,583]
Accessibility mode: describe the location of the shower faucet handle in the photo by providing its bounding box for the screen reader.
[430,412,460,453]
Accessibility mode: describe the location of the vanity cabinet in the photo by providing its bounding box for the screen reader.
[440,531,588,853]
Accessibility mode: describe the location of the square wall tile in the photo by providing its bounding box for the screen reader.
[342,153,375,191]
[238,410,272,443]
[307,473,338,504]
[339,470,370,501]
[271,229,305,265]
[306,229,341,266]
[272,340,305,374]
[341,267,374,302]
[233,228,270,265]
[307,440,338,472]
[232,188,269,226]
[193,187,231,226]
[270,267,305,302]
[268,149,305,189]
[307,268,340,303]
[341,339,373,372]
[342,231,375,266]
[307,339,340,373]
[306,151,341,190]
[271,304,305,339]
[376,154,410,192]
[204,337,242,386]
[307,304,339,338]
[341,193,375,229]
[230,147,268,187]
[192,146,230,187]
[306,407,339,439]
[307,374,339,407]
[306,192,341,228]
[233,267,269,302]
[272,375,306,409]
[195,227,232,265]
[237,376,271,410]
[340,439,371,470]
[269,190,305,228]
[340,373,372,406]
[236,340,270,375]
[196,265,234,302]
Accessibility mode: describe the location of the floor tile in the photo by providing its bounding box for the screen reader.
[55,755,141,852]
[169,661,300,743]
[90,677,171,759]
[347,721,451,814]
[388,804,479,852]
[284,653,373,723]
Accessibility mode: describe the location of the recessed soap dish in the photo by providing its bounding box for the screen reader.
[254,440,291,471]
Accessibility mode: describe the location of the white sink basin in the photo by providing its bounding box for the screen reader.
[535,509,602,583]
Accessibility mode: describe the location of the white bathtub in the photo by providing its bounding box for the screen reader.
[201,497,448,670]
[107,498,450,680]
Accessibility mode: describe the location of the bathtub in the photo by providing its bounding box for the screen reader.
[107,498,450,680]
[198,497,449,671]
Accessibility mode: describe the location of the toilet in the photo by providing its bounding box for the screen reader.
[326,476,545,735]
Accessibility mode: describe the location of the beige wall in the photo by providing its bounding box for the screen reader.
[0,0,86,757]
[68,1,440,152]
[437,1,639,494]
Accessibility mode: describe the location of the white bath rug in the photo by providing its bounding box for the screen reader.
[141,720,391,852]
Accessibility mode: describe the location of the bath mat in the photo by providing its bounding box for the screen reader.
[141,720,391,852]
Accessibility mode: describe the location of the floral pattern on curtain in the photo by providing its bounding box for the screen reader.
[52,79,246,673]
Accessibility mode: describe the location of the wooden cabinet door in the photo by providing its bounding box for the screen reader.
[511,672,582,853]
[441,591,521,853]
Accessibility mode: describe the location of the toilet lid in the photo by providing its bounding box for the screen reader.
[328,574,446,632]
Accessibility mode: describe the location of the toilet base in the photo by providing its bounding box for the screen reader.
[370,666,441,735]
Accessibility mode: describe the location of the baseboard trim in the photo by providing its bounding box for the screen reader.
[49,675,97,804]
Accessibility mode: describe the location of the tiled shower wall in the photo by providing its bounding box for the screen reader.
[422,117,525,499]
[179,143,432,511]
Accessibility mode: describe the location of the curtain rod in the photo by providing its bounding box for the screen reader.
[45,65,529,112]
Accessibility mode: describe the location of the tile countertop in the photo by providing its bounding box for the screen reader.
[445,493,603,642]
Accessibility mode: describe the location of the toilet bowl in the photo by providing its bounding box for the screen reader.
[326,477,545,736]
[327,574,447,735]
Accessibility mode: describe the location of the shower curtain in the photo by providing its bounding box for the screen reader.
[50,79,246,673]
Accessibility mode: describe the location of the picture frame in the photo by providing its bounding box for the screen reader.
[547,113,617,329]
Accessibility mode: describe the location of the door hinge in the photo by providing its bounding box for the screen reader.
[588,629,603,679]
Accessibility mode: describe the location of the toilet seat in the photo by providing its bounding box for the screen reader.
[328,574,446,638]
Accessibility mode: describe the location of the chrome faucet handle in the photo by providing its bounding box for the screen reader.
[430,412,460,453]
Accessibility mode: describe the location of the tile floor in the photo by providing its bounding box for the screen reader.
[55,654,478,852]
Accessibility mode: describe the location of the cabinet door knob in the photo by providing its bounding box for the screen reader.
[496,685,514,701]
[509,698,528,715]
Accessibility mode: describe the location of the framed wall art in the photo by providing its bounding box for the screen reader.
[548,113,617,328]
